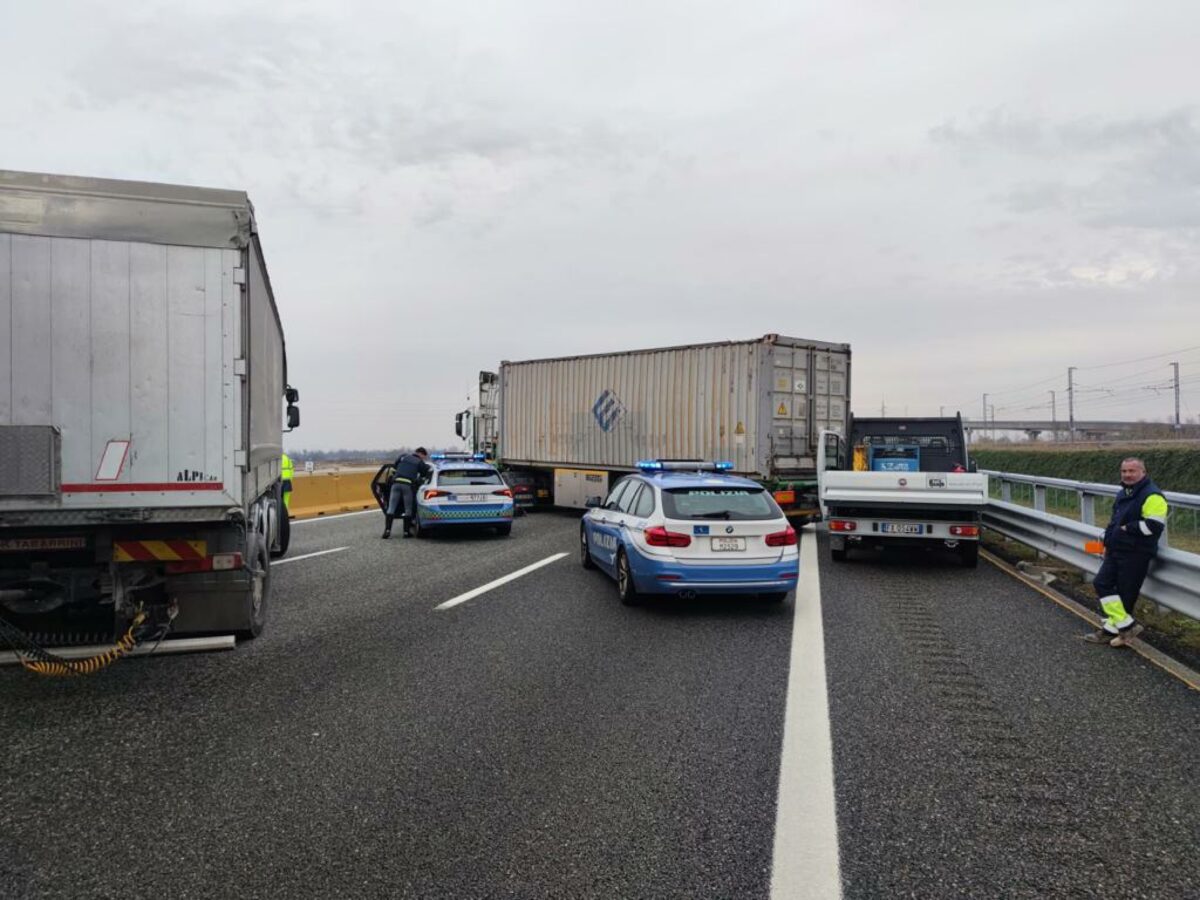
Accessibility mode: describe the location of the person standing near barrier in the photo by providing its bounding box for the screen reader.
[1084,458,1169,648]
[382,447,432,539]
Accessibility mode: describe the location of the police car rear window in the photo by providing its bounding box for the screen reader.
[438,469,503,485]
[662,488,777,521]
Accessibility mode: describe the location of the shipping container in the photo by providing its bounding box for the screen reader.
[493,335,851,516]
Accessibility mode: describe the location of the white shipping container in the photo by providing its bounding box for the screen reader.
[498,335,851,478]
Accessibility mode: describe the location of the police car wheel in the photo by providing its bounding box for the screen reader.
[580,527,596,569]
[617,550,640,606]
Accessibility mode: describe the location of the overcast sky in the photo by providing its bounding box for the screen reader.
[3,1,1198,449]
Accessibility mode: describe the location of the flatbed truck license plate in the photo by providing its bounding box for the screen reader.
[880,523,924,535]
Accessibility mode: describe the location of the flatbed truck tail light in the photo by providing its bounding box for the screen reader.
[829,520,857,532]
[166,553,243,575]
[644,526,691,548]
[765,526,798,547]
[949,525,980,537]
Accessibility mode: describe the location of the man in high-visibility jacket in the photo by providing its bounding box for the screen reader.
[1084,458,1169,648]
[281,453,294,511]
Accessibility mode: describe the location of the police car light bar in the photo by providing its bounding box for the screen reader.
[431,452,487,461]
[637,459,735,473]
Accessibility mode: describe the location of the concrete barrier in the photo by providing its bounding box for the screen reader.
[289,470,378,519]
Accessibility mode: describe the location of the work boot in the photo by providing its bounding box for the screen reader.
[381,516,393,539]
[402,519,414,539]
[1082,628,1114,645]
[1110,623,1145,648]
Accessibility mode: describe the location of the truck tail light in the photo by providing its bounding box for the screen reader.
[644,526,691,548]
[829,519,857,532]
[949,525,980,537]
[774,490,796,505]
[765,526,798,547]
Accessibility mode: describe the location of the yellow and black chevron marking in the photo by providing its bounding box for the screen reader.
[113,540,206,563]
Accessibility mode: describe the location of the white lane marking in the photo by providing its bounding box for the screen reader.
[273,547,349,566]
[292,510,377,525]
[435,553,570,611]
[770,525,842,899]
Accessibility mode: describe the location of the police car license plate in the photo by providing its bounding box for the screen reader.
[880,523,924,534]
[457,494,488,503]
[711,537,745,552]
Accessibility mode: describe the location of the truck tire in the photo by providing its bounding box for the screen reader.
[274,505,291,558]
[237,537,271,640]
[831,547,848,562]
[960,542,979,569]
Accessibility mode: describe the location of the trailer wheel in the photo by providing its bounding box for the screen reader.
[237,537,271,640]
[274,505,291,558]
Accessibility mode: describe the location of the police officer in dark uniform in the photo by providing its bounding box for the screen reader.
[382,447,433,539]
[1084,457,1169,648]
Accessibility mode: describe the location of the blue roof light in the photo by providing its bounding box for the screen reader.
[713,461,734,471]
[636,460,664,471]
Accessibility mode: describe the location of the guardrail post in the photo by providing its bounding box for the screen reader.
[1080,492,1095,525]
[1034,485,1047,512]
[1001,481,1012,503]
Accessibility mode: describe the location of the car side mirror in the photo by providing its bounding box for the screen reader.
[286,405,300,429]
[285,386,300,404]
[585,496,603,509]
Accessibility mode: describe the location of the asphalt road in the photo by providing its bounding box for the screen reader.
[1,510,1197,899]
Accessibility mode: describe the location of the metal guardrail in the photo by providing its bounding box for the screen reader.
[980,471,1200,620]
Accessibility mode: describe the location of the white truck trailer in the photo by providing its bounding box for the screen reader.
[0,170,299,657]
[467,335,852,519]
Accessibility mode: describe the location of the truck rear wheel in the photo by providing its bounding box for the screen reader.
[237,538,271,640]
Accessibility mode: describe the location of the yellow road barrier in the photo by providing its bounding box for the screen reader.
[289,470,378,520]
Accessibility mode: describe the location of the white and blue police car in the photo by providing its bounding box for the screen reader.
[580,460,799,604]
[414,453,515,538]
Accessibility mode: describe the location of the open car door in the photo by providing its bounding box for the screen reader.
[370,464,395,513]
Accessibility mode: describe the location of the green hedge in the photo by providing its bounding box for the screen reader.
[971,447,1200,494]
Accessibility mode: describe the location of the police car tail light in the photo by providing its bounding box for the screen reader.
[950,525,980,537]
[425,489,451,499]
[765,526,798,547]
[493,488,513,498]
[829,519,857,532]
[644,526,691,548]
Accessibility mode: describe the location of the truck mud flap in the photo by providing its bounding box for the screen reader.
[169,570,257,635]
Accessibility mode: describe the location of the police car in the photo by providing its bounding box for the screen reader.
[415,453,515,538]
[580,461,799,604]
